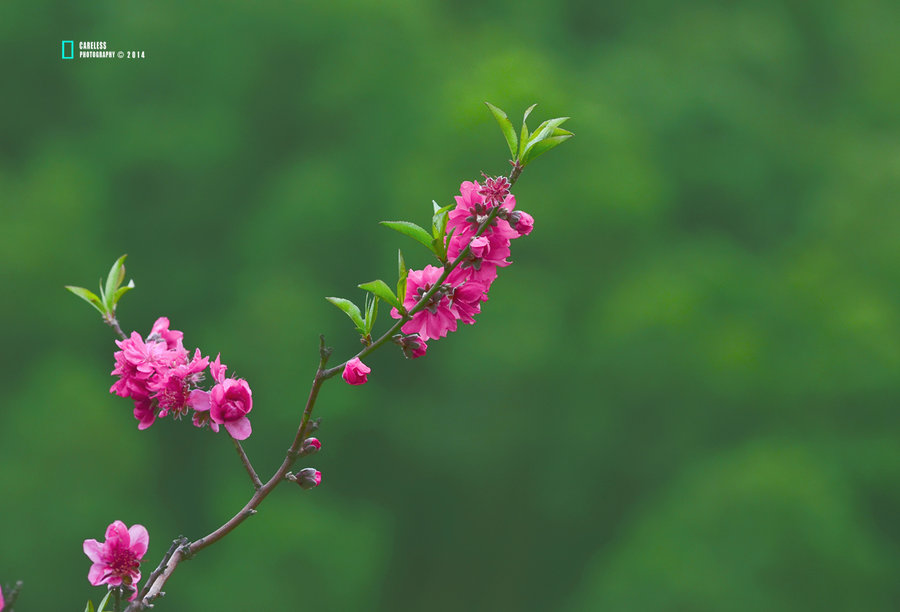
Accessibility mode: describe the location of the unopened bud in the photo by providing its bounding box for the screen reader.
[509,210,534,237]
[297,467,322,490]
[300,437,322,456]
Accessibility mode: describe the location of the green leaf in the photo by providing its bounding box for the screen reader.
[111,279,136,310]
[364,293,379,336]
[519,123,530,159]
[431,200,454,240]
[519,104,539,159]
[104,254,128,310]
[380,221,435,252]
[397,250,408,304]
[325,297,366,334]
[65,285,106,315]
[528,116,570,144]
[521,134,573,166]
[97,591,112,612]
[85,600,95,612]
[358,280,402,310]
[484,101,518,160]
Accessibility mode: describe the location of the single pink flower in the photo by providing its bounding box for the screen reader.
[192,377,253,439]
[109,332,172,399]
[477,174,511,206]
[446,268,489,325]
[148,316,184,351]
[149,349,209,419]
[342,357,371,385]
[446,233,511,286]
[390,265,458,340]
[446,181,518,242]
[83,520,149,597]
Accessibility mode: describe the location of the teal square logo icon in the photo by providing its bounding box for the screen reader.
[62,40,74,59]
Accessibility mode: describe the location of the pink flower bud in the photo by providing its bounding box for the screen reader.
[300,437,322,456]
[342,357,370,385]
[297,467,322,490]
[468,236,491,259]
[511,210,534,236]
[393,333,427,359]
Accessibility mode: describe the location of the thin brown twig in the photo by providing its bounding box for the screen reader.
[135,537,187,603]
[127,169,522,609]
[104,313,127,341]
[4,580,23,610]
[232,438,262,489]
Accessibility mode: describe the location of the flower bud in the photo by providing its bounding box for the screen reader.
[509,210,534,236]
[342,357,371,385]
[296,467,322,490]
[300,437,322,456]
[393,334,428,359]
[468,236,491,259]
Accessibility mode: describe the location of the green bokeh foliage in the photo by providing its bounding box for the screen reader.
[1,0,899,610]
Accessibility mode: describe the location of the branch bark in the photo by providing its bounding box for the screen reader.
[126,170,521,610]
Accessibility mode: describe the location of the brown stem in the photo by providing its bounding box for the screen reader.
[134,537,186,603]
[127,172,523,609]
[321,201,506,380]
[232,438,262,490]
[4,580,23,610]
[130,341,333,609]
[104,313,127,341]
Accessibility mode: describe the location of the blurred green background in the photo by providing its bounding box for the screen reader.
[1,0,899,610]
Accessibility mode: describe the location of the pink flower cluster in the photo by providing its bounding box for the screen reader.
[110,318,253,439]
[83,520,149,599]
[344,177,533,384]
[392,177,532,342]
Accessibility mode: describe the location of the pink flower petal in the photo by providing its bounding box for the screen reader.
[128,524,149,557]
[189,389,211,412]
[88,563,106,586]
[224,416,252,440]
[83,539,104,564]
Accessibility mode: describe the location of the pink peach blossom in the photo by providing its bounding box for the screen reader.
[110,318,200,429]
[191,376,253,440]
[391,265,458,340]
[446,233,511,286]
[83,520,149,597]
[446,180,518,242]
[342,357,371,385]
[477,175,511,206]
[149,349,209,419]
[447,268,489,325]
[148,316,184,351]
